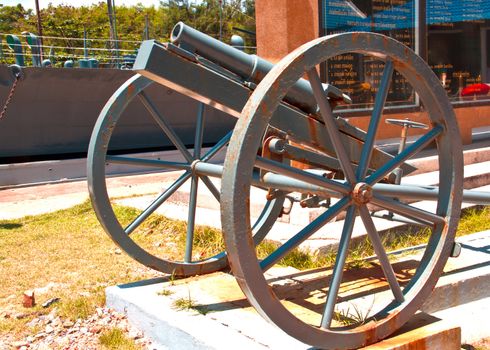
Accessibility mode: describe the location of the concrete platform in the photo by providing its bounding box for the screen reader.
[106,230,490,349]
[360,314,461,350]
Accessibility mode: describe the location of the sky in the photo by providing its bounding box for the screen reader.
[2,0,165,9]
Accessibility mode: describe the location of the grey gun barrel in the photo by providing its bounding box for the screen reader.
[171,22,349,115]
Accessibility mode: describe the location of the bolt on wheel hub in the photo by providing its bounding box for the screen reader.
[352,182,373,204]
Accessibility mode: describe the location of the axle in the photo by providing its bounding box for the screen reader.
[193,161,490,205]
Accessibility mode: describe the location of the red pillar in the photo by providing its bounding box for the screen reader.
[255,0,320,62]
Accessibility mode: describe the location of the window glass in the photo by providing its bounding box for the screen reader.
[322,0,417,110]
[428,0,489,102]
[321,0,490,108]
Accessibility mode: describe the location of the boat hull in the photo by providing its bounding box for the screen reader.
[0,65,235,162]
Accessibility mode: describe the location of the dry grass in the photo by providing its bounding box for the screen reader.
[0,201,158,339]
[256,205,490,271]
[99,327,139,350]
[1,196,488,342]
[0,199,224,342]
[119,205,224,262]
[457,206,490,236]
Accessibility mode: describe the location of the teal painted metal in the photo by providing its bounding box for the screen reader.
[0,65,235,160]
[133,40,412,176]
[86,23,490,349]
[220,32,463,349]
[170,22,351,115]
[79,59,90,68]
[48,46,56,65]
[6,35,24,67]
[87,74,284,277]
[24,32,41,67]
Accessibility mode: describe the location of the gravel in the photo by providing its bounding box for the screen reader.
[0,307,153,349]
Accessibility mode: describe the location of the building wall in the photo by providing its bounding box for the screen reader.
[254,1,490,145]
[256,0,319,63]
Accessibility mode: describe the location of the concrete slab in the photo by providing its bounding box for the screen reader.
[106,275,308,350]
[0,148,225,188]
[106,231,490,349]
[360,313,461,350]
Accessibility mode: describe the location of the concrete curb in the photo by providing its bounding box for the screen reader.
[106,231,490,349]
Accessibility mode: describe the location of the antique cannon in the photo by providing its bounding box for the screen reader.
[88,23,490,349]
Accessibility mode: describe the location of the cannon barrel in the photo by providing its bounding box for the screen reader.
[171,22,347,115]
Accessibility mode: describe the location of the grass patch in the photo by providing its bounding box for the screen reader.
[256,205,490,271]
[1,195,488,342]
[157,288,173,296]
[257,240,336,270]
[171,293,209,315]
[99,327,139,350]
[457,206,490,236]
[59,295,100,321]
[0,200,157,340]
[0,317,26,334]
[172,296,196,311]
[334,301,373,326]
[120,203,224,261]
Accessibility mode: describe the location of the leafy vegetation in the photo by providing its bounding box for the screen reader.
[0,1,256,66]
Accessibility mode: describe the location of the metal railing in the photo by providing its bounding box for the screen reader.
[0,31,257,69]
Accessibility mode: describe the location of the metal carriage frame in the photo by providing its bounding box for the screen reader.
[88,23,490,349]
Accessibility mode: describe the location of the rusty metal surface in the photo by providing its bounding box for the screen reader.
[134,39,414,175]
[87,74,285,276]
[221,32,463,349]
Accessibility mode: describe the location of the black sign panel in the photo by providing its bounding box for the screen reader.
[322,0,417,108]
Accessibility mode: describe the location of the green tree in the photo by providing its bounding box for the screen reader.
[0,4,34,33]
[1,1,256,66]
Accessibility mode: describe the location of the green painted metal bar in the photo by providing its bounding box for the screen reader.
[308,69,357,184]
[321,205,357,329]
[133,40,415,176]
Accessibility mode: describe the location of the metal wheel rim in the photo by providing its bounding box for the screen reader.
[221,32,463,349]
[87,74,284,276]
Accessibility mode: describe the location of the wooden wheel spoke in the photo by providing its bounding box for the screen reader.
[321,206,357,329]
[201,130,232,162]
[357,60,394,180]
[359,205,404,303]
[124,171,191,235]
[366,125,443,185]
[307,69,356,184]
[200,175,221,202]
[106,155,190,171]
[138,91,194,163]
[259,197,350,271]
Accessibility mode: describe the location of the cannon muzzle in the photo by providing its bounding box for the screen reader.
[171,22,350,115]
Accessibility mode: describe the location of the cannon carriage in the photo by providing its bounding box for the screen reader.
[88,23,490,349]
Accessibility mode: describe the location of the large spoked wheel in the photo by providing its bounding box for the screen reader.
[221,33,463,348]
[88,74,284,277]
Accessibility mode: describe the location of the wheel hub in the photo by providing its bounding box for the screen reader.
[352,182,373,204]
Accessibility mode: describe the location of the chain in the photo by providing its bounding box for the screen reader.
[0,69,21,121]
